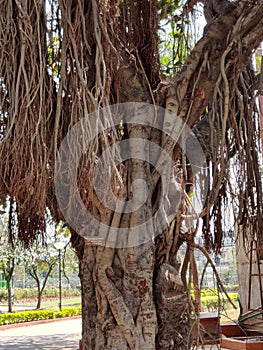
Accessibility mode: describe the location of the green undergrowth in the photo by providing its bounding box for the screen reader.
[0,288,80,303]
[200,293,238,312]
[0,306,81,326]
[190,287,239,312]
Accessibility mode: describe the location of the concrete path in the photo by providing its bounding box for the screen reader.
[0,318,81,350]
[0,317,227,349]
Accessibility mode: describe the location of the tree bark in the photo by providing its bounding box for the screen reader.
[7,277,13,313]
[1,0,263,349]
[70,2,263,349]
[77,240,158,350]
[2,263,14,313]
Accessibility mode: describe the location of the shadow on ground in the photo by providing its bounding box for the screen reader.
[0,333,79,350]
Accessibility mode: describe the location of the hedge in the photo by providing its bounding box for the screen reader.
[200,287,239,297]
[0,307,81,326]
[15,288,81,299]
[201,293,238,312]
[189,287,239,312]
[0,288,81,302]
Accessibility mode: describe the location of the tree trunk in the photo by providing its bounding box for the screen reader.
[36,289,42,310]
[29,264,54,310]
[74,234,189,350]
[2,0,263,349]
[3,264,14,313]
[35,276,42,310]
[67,2,263,348]
[7,278,13,313]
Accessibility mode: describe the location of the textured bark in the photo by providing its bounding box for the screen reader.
[2,260,14,313]
[6,274,13,313]
[155,264,190,349]
[76,236,157,349]
[1,0,263,349]
[73,2,263,348]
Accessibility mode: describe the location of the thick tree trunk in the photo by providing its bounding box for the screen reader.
[68,2,263,349]
[76,235,189,350]
[1,0,263,349]
[80,242,155,349]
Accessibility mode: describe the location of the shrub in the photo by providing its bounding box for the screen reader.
[0,289,8,302]
[14,288,36,300]
[0,307,81,326]
[201,293,238,312]
[0,310,54,325]
[224,284,239,293]
[11,288,81,301]
[54,307,81,318]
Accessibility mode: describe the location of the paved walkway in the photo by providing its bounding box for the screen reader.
[0,317,228,349]
[0,318,81,350]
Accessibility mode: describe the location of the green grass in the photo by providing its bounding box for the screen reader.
[16,296,81,310]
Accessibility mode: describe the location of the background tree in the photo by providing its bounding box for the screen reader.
[0,199,24,312]
[62,244,79,289]
[1,0,263,349]
[25,241,58,310]
[24,223,69,309]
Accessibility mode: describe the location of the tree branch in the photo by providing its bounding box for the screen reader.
[171,1,263,128]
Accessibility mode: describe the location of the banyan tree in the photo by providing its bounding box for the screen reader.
[1,0,263,348]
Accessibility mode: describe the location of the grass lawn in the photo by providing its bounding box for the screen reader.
[16,296,81,310]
